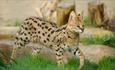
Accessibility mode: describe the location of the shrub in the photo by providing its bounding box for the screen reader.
[104,33,115,48]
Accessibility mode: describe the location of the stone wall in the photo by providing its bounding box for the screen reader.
[75,0,115,17]
[0,0,114,26]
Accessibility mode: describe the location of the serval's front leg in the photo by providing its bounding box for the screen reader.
[53,45,64,65]
[10,46,17,63]
[73,47,85,70]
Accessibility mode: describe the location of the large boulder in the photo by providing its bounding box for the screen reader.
[103,17,115,32]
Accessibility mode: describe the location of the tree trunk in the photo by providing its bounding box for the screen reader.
[57,0,75,26]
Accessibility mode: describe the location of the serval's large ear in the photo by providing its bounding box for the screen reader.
[68,11,76,26]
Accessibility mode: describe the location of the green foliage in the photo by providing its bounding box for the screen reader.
[81,36,110,45]
[6,20,22,27]
[98,57,115,70]
[84,16,96,27]
[0,58,7,70]
[6,54,115,70]
[104,33,115,48]
[14,20,22,26]
[7,55,97,70]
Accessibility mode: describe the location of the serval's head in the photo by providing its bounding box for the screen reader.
[67,11,84,33]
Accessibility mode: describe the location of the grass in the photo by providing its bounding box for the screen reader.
[98,57,115,70]
[2,55,97,70]
[0,58,7,70]
[6,20,22,27]
[14,20,22,26]
[80,33,115,48]
[84,16,97,27]
[0,55,115,70]
[80,36,110,45]
[103,33,115,48]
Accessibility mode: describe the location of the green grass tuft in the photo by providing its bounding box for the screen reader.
[0,55,115,70]
[104,33,115,48]
[84,16,97,27]
[81,37,110,45]
[0,58,7,70]
[98,57,115,70]
[14,20,22,26]
[6,55,97,70]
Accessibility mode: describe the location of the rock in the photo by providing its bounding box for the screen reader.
[81,27,113,39]
[57,0,75,26]
[88,1,109,27]
[0,43,12,64]
[104,17,115,32]
[0,27,19,40]
[0,40,115,64]
[79,44,115,64]
[0,27,114,64]
[0,27,113,40]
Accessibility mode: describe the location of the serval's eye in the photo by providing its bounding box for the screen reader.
[77,26,80,28]
[78,14,80,16]
[82,25,84,27]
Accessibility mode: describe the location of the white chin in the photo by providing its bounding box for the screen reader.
[75,30,83,33]
[71,29,83,33]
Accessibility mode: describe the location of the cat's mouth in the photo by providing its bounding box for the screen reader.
[73,28,84,33]
[80,28,84,33]
[70,29,84,33]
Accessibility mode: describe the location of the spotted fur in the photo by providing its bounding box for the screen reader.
[11,11,85,69]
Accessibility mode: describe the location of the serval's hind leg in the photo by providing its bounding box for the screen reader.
[10,35,30,63]
[73,47,85,70]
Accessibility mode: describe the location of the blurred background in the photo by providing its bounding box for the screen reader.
[0,0,115,26]
[0,0,115,70]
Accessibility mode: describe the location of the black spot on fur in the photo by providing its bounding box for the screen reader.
[34,27,36,30]
[36,17,42,21]
[46,38,49,41]
[48,28,52,31]
[25,18,29,21]
[20,38,23,41]
[51,30,54,34]
[30,23,32,26]
[15,37,18,40]
[38,31,40,33]
[38,24,40,26]
[56,29,60,32]
[24,33,27,35]
[33,20,37,23]
[49,45,52,47]
[25,37,28,40]
[57,44,60,47]
[28,17,32,20]
[63,27,66,29]
[68,36,71,38]
[26,22,29,24]
[39,36,41,39]
[42,27,44,29]
[24,39,29,43]
[28,32,31,34]
[31,18,35,21]
[57,39,60,42]
[74,48,79,55]
[48,34,50,37]
[29,28,31,30]
[43,40,46,43]
[42,33,45,36]
[25,27,28,30]
[42,22,46,25]
[45,26,48,29]
[45,32,47,34]
[20,43,23,46]
[55,48,60,51]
